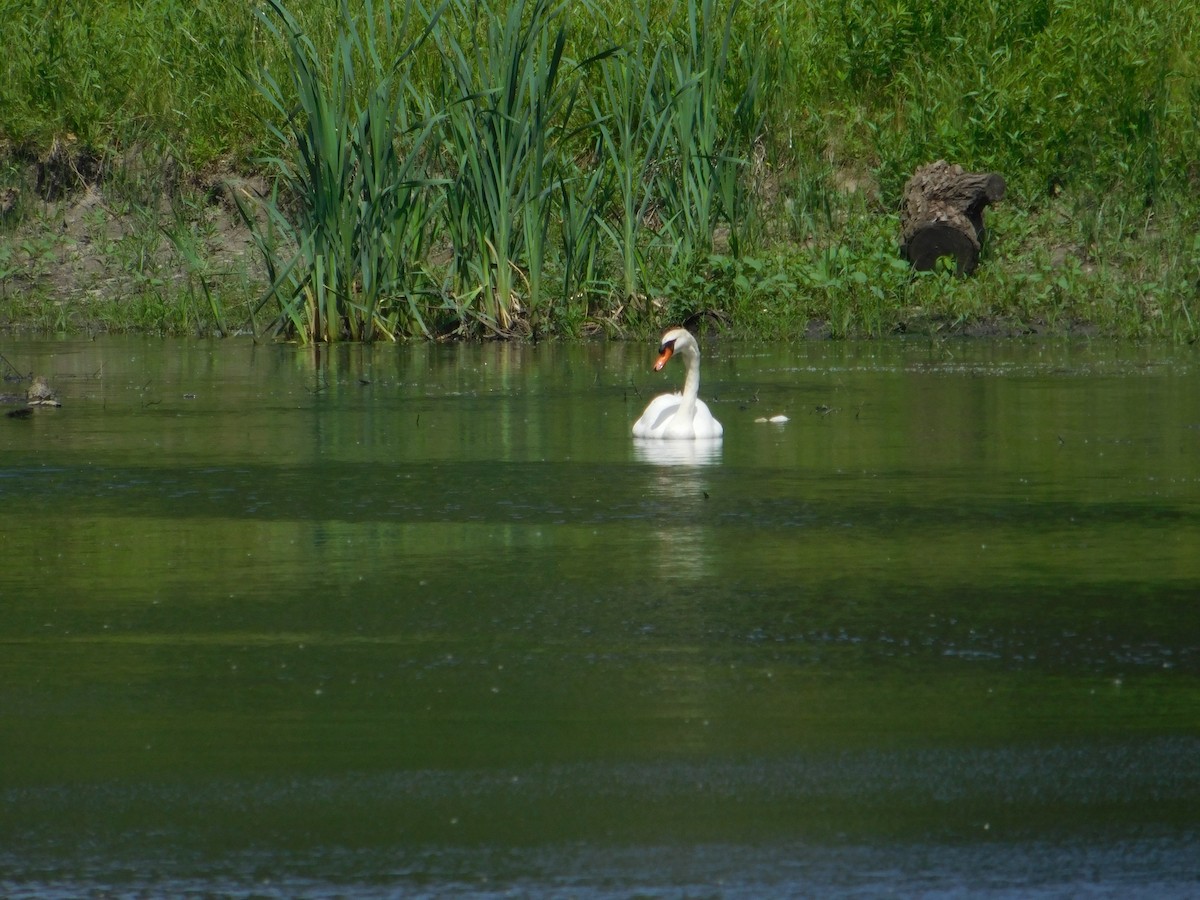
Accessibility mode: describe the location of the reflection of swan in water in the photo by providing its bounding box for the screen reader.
[632,327,722,440]
[633,437,722,467]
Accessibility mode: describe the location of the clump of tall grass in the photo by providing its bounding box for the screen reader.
[589,9,670,311]
[656,0,760,265]
[433,0,611,337]
[238,0,445,341]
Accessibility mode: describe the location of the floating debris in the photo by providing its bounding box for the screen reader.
[27,376,61,407]
[2,373,61,416]
[755,414,789,424]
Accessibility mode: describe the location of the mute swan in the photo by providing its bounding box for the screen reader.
[632,327,723,440]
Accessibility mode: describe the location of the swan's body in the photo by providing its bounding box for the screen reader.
[632,327,722,440]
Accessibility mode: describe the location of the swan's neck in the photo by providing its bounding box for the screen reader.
[677,348,701,417]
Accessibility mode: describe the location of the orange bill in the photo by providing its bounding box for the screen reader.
[653,344,674,371]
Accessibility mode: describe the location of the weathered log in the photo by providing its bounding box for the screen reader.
[900,160,1005,275]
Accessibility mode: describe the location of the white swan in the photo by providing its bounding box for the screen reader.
[631,327,723,440]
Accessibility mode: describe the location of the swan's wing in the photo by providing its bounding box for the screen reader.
[632,393,682,437]
[693,399,724,438]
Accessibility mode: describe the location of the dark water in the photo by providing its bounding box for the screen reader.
[1,336,1198,898]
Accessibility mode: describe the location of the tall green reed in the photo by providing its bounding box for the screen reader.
[655,0,759,267]
[240,0,444,342]
[556,146,609,326]
[590,8,674,308]
[435,0,611,336]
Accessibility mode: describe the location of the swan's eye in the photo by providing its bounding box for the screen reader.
[660,339,677,353]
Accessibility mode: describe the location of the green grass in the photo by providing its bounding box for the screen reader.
[1,0,1198,341]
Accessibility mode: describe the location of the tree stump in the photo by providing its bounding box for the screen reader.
[900,160,1005,275]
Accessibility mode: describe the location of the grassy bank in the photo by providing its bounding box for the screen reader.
[1,0,1198,341]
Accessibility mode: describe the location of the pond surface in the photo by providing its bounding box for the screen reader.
[1,335,1198,898]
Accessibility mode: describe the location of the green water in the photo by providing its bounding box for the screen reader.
[1,337,1198,896]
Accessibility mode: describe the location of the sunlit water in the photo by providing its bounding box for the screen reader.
[1,336,1198,897]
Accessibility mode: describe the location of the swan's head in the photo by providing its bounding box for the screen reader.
[652,327,699,371]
